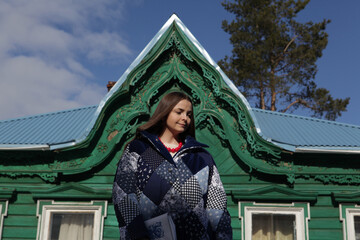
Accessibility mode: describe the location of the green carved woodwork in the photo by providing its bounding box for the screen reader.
[0,21,360,188]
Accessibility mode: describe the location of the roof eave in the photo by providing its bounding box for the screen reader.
[0,144,50,151]
[269,140,360,154]
[0,141,79,151]
[294,147,360,154]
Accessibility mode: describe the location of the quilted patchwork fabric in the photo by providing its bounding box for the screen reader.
[113,132,232,240]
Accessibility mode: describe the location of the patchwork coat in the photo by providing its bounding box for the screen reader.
[113,131,232,239]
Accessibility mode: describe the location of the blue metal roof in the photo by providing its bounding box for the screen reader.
[252,109,360,152]
[0,106,97,149]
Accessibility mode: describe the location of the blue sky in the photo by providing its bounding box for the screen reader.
[0,0,359,126]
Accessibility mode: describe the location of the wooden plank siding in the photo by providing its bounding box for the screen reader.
[0,170,355,240]
[222,178,350,240]
[2,194,38,239]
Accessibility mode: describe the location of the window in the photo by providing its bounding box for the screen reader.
[340,204,360,240]
[0,200,8,239]
[239,202,310,240]
[36,200,107,240]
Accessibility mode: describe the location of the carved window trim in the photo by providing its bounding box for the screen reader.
[339,204,360,240]
[36,200,107,240]
[0,200,8,239]
[239,202,310,240]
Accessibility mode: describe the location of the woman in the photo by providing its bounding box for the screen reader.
[113,92,232,240]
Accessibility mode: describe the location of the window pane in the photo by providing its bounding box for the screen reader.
[354,216,360,240]
[252,214,295,240]
[49,213,94,240]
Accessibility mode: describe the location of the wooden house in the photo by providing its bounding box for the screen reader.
[1,14,360,240]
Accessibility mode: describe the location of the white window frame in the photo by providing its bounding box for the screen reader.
[239,202,310,240]
[36,200,107,240]
[0,200,9,239]
[339,204,360,240]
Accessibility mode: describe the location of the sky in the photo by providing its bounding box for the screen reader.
[0,0,359,126]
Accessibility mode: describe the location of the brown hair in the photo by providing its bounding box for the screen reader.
[136,92,195,140]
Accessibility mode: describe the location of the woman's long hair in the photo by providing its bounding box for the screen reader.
[136,92,195,139]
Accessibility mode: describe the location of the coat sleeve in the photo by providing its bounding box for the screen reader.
[206,163,233,240]
[113,145,148,240]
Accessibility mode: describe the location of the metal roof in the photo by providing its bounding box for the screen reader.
[252,108,360,152]
[0,106,97,150]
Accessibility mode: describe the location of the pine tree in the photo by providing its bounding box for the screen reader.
[219,0,349,120]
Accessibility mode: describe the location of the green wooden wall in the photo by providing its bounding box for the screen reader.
[1,174,355,239]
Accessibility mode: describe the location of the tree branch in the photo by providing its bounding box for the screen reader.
[282,99,300,113]
[272,36,298,71]
[282,98,316,113]
[284,35,298,53]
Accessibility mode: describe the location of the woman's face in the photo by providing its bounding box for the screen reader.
[165,99,192,137]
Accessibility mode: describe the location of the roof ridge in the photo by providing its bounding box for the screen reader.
[252,108,360,129]
[0,105,98,124]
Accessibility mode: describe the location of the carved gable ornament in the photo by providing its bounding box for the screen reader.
[57,15,285,174]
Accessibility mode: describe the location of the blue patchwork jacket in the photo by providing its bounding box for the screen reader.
[113,131,232,240]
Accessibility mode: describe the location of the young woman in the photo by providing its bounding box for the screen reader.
[113,92,232,240]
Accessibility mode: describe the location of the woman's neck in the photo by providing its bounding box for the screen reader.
[159,129,179,144]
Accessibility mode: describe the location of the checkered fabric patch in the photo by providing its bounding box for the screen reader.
[207,185,227,210]
[180,176,202,209]
[119,195,140,225]
[172,179,182,193]
[142,147,164,170]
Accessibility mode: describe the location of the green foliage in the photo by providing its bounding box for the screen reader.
[219,0,349,120]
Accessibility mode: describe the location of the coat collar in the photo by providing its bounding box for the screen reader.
[139,131,208,162]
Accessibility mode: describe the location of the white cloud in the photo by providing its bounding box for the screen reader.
[0,0,133,120]
[0,56,104,118]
